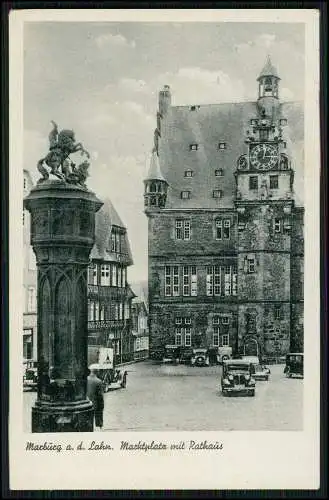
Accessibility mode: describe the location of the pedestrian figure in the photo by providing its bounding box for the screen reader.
[87,368,104,431]
[121,371,128,388]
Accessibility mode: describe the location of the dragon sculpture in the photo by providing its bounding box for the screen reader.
[37,121,90,186]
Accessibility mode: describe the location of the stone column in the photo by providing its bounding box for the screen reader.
[24,180,103,432]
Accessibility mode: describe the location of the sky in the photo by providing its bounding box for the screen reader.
[24,21,305,283]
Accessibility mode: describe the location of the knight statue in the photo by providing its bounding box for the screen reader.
[37,121,90,187]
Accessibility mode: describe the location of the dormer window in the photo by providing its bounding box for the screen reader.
[280,118,287,126]
[215,169,223,177]
[282,142,287,149]
[181,191,191,199]
[213,190,222,199]
[190,144,198,151]
[218,142,227,150]
[250,119,258,126]
[184,169,193,178]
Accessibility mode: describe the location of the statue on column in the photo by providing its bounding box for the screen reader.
[37,121,91,186]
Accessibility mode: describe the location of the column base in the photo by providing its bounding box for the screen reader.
[32,399,94,433]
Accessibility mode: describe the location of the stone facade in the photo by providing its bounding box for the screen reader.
[145,57,304,360]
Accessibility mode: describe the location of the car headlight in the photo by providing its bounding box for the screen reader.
[223,379,230,385]
[228,374,234,381]
[245,374,250,380]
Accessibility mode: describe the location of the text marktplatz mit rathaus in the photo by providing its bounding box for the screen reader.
[120,440,224,451]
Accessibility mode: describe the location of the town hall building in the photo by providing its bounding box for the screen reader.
[144,57,304,360]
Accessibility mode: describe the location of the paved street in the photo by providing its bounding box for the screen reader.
[23,360,303,432]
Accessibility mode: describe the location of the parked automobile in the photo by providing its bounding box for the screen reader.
[23,361,38,391]
[179,347,193,365]
[242,356,271,381]
[218,346,233,363]
[191,348,210,367]
[284,353,304,378]
[162,345,181,364]
[221,359,256,396]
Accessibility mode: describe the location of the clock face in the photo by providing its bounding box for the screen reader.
[250,144,278,170]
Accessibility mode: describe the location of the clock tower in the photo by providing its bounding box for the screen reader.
[234,57,294,359]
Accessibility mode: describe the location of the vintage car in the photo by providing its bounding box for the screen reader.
[162,345,181,364]
[191,348,210,367]
[284,353,304,378]
[221,359,256,396]
[23,361,38,391]
[179,347,194,365]
[242,356,271,381]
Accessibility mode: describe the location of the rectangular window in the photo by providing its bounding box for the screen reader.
[274,305,282,320]
[89,301,94,321]
[184,220,190,240]
[181,191,191,199]
[222,334,230,347]
[175,219,190,240]
[184,170,193,177]
[280,118,287,126]
[270,175,279,189]
[183,266,189,296]
[184,317,191,325]
[218,142,227,150]
[282,142,287,149]
[175,220,183,240]
[185,328,191,347]
[224,267,232,296]
[223,219,231,239]
[215,219,222,240]
[165,266,171,296]
[175,329,182,346]
[213,316,220,325]
[213,330,220,347]
[189,144,198,151]
[23,332,33,360]
[214,265,221,296]
[273,218,281,233]
[118,266,122,288]
[175,317,182,325]
[248,258,256,273]
[112,264,117,286]
[100,264,110,286]
[250,119,258,126]
[222,316,230,325]
[172,266,179,296]
[215,169,223,177]
[232,266,237,296]
[116,233,120,253]
[95,302,99,321]
[191,266,197,297]
[111,232,116,252]
[206,266,214,296]
[213,190,222,199]
[249,176,258,190]
[27,287,36,313]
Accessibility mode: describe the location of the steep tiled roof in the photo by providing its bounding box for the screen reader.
[257,56,280,80]
[145,150,167,182]
[91,198,133,265]
[157,100,303,209]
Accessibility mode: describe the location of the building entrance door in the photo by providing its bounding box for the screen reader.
[243,338,259,357]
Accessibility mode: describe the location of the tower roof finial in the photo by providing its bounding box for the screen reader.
[257,55,280,81]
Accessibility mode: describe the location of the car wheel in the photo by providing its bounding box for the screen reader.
[248,390,255,397]
[195,357,204,366]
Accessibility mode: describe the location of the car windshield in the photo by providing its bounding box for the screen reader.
[226,364,249,371]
